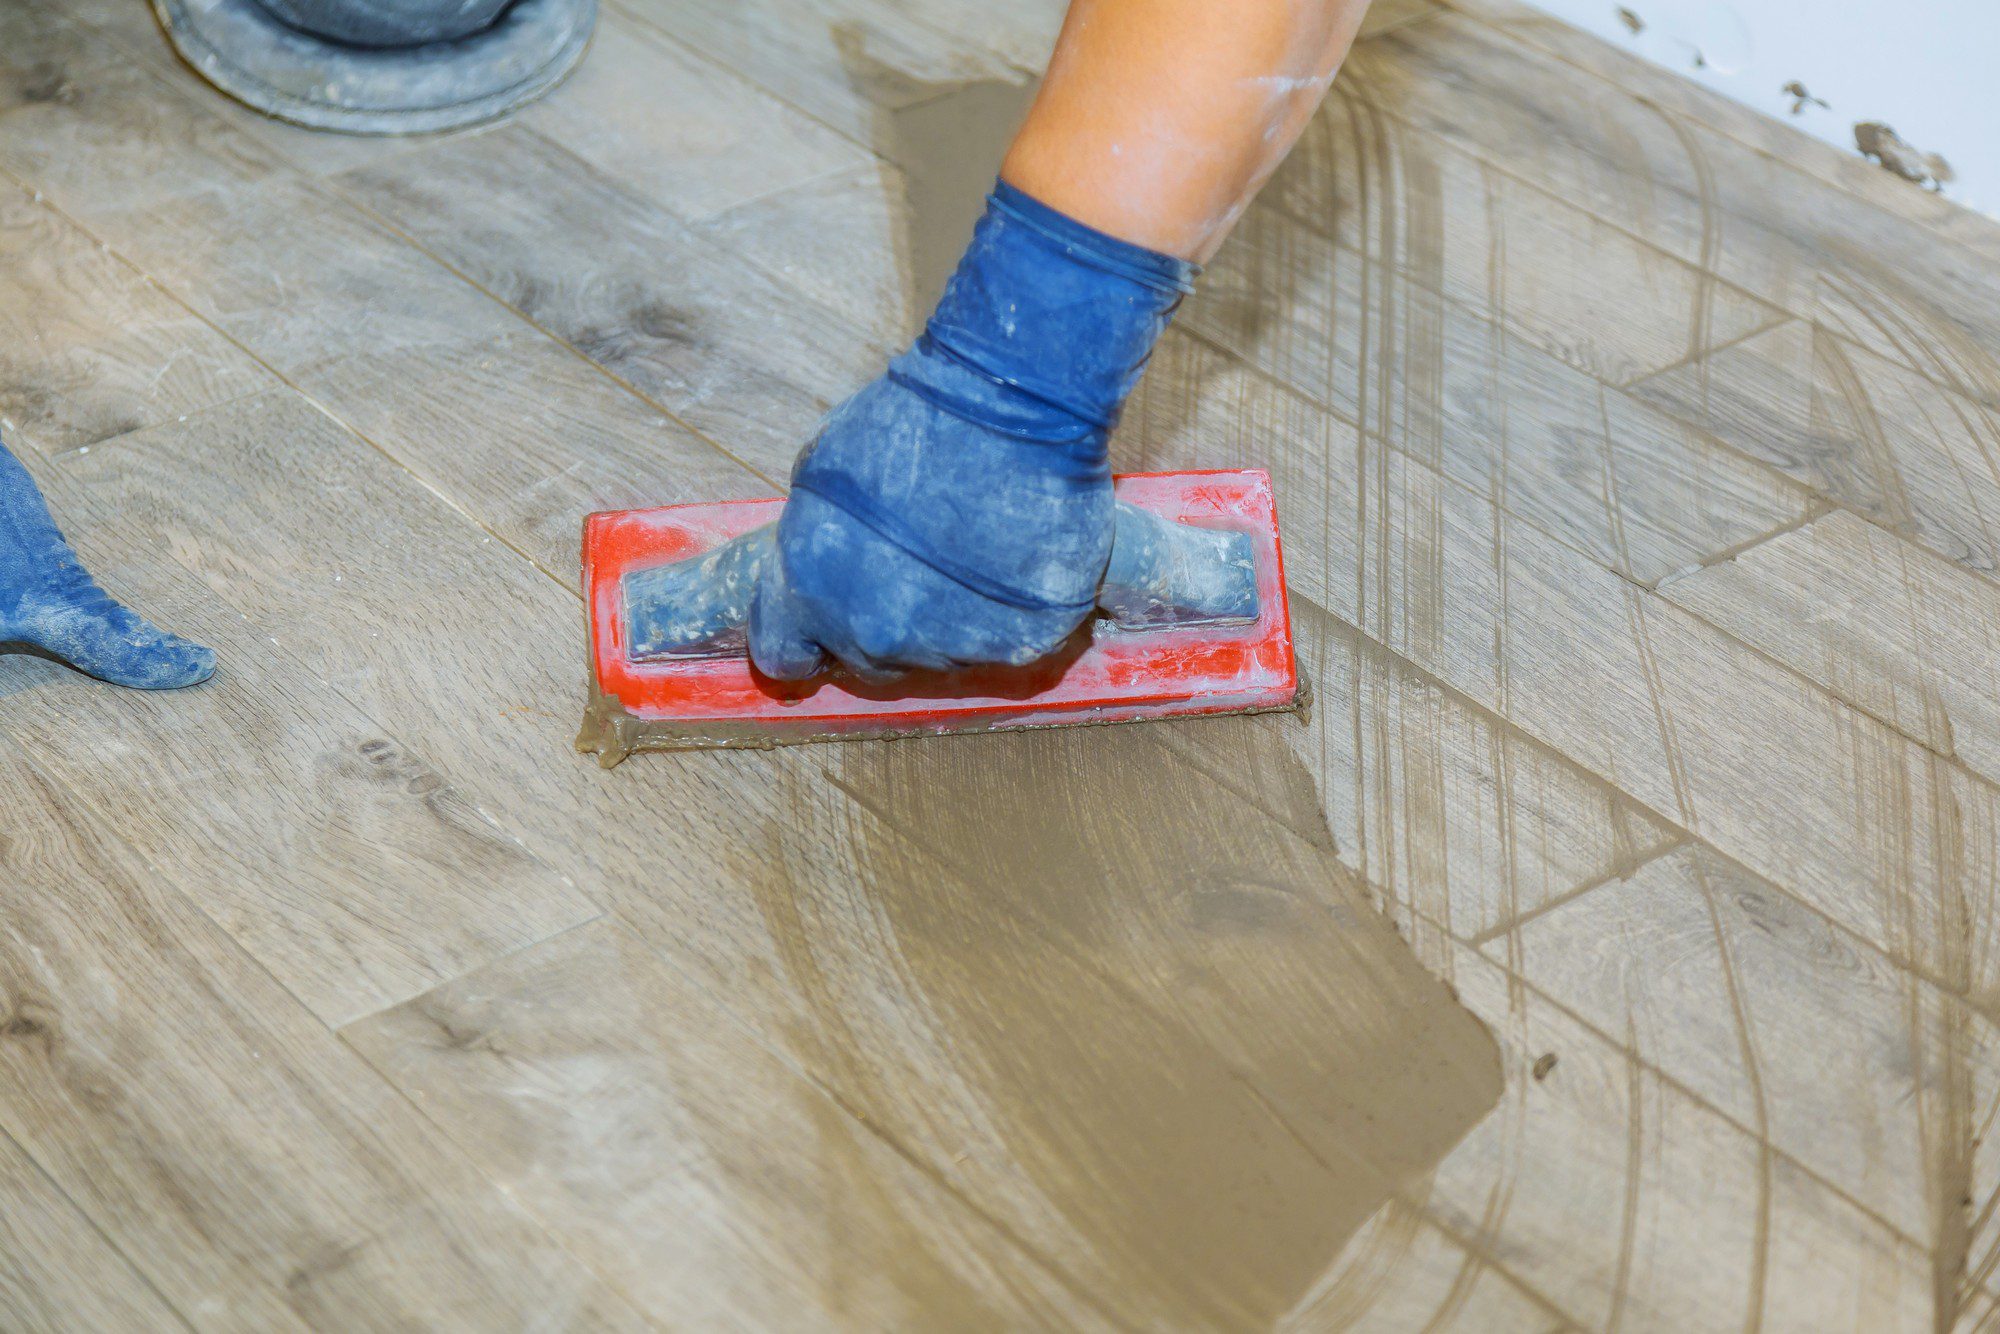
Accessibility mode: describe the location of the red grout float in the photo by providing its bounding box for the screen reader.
[577,469,1300,766]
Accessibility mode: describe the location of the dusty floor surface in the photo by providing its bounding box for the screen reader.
[5,0,2000,1328]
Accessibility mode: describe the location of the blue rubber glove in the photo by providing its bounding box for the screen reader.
[0,437,216,689]
[748,181,1197,682]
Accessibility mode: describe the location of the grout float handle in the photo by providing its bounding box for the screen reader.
[622,501,1260,663]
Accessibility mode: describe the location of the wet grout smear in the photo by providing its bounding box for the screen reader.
[795,714,1505,1326]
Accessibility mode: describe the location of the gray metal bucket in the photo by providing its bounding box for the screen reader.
[152,0,597,134]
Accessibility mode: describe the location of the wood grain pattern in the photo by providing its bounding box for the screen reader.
[1435,0,2000,268]
[345,917,1120,1331]
[1305,421,2000,1013]
[1251,75,1787,387]
[1631,318,2000,579]
[0,1126,180,1333]
[1148,303,1811,588]
[1417,937,1939,1332]
[334,126,881,480]
[0,449,598,1025]
[0,740,644,1331]
[609,0,1016,149]
[1507,843,2000,1320]
[97,175,521,381]
[1335,9,2000,410]
[867,0,1067,71]
[518,7,870,224]
[311,331,765,580]
[0,183,269,457]
[7,0,2000,1321]
[42,0,188,61]
[1662,508,2000,788]
[699,162,915,348]
[0,56,284,224]
[0,4,125,116]
[690,75,1036,352]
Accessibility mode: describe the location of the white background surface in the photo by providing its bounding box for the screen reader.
[1522,0,2000,218]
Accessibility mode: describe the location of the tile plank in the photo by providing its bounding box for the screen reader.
[1280,1198,1570,1332]
[0,3,125,114]
[520,6,870,224]
[1150,299,1811,588]
[0,183,270,456]
[4,435,598,1026]
[1435,0,2000,269]
[1508,843,2000,1313]
[0,57,284,221]
[335,127,881,480]
[1631,319,2000,579]
[1415,940,1940,1332]
[0,742,643,1331]
[310,330,764,580]
[98,176,519,382]
[610,0,1015,149]
[1663,509,2000,789]
[699,162,914,348]
[1256,81,1785,387]
[344,918,1113,1331]
[1309,429,2000,1014]
[1340,10,2000,409]
[0,1127,181,1333]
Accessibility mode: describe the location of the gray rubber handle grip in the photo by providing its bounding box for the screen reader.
[622,501,1259,663]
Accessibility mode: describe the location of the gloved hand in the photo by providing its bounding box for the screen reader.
[0,437,215,689]
[747,180,1196,682]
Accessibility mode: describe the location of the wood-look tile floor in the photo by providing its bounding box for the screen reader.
[5,0,2000,1327]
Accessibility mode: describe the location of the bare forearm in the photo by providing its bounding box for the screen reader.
[1001,0,1372,261]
